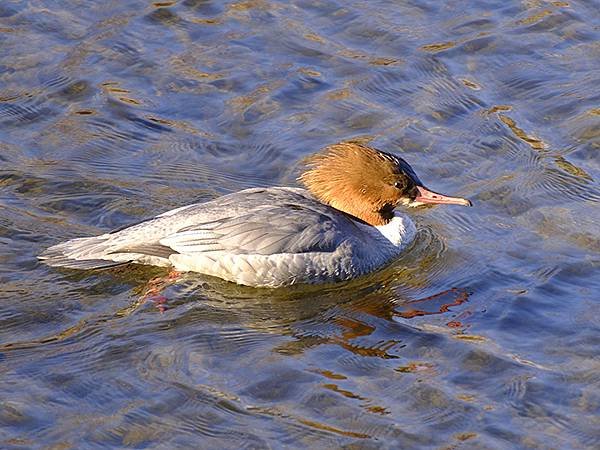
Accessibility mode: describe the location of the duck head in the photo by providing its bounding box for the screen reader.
[299,142,472,226]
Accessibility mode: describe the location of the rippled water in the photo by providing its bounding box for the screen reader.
[1,0,599,448]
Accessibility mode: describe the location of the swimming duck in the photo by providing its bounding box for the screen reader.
[39,143,471,287]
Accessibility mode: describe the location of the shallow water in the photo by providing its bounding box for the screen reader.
[1,0,599,448]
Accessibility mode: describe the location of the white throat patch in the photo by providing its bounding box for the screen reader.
[374,213,417,248]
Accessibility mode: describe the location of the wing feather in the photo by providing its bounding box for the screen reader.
[160,201,358,257]
[40,187,375,278]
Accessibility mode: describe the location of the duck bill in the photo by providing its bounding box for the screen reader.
[415,186,472,207]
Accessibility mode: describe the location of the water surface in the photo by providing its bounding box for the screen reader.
[1,0,599,448]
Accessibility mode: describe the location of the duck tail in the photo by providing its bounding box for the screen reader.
[38,235,130,270]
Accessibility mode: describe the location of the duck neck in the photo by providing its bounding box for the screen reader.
[326,197,393,227]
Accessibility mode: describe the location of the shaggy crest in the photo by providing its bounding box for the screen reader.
[298,143,421,226]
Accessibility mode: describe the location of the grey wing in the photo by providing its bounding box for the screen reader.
[39,187,371,277]
[160,204,356,256]
[160,201,375,286]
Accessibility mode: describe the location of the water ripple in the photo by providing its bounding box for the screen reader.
[1,0,599,448]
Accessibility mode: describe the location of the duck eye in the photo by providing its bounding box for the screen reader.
[394,181,403,189]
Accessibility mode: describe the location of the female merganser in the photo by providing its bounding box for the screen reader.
[39,143,471,287]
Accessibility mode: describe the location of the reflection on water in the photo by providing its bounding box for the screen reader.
[1,0,599,448]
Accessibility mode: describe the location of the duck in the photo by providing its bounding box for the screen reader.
[39,143,471,287]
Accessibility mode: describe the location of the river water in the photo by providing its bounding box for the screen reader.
[1,0,599,448]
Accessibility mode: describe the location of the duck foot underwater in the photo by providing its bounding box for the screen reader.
[140,269,181,312]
